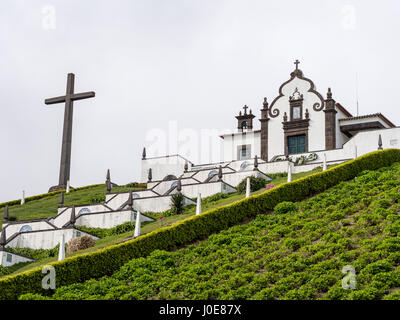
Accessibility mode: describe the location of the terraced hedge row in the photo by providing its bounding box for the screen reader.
[23,162,400,299]
[0,149,399,300]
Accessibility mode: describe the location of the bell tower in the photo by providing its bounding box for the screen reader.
[236,105,255,132]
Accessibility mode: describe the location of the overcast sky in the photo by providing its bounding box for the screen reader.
[0,0,399,202]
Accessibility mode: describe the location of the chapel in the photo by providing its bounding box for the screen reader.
[220,60,395,162]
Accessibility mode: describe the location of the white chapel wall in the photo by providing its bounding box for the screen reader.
[267,76,326,160]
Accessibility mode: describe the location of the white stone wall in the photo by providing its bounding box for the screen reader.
[149,178,202,196]
[54,205,111,229]
[75,210,153,229]
[222,131,261,162]
[257,161,291,174]
[132,196,174,213]
[191,161,231,171]
[151,181,174,195]
[141,155,189,183]
[52,209,72,229]
[336,108,351,148]
[0,250,33,267]
[3,221,55,241]
[105,190,158,204]
[267,75,326,160]
[103,190,195,213]
[190,167,234,182]
[177,181,236,199]
[343,127,400,155]
[57,204,111,215]
[6,228,98,250]
[222,170,271,187]
[104,193,132,210]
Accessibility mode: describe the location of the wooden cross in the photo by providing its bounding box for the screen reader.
[294,59,300,70]
[243,105,249,114]
[45,73,95,190]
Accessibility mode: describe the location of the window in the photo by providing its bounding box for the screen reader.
[6,254,12,263]
[237,145,251,160]
[292,106,301,120]
[241,121,247,130]
[287,135,306,154]
[76,231,81,237]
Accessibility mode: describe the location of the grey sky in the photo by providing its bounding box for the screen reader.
[0,0,399,202]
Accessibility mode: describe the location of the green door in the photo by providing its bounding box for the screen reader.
[287,134,306,154]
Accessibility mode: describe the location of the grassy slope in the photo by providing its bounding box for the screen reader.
[22,162,400,300]
[1,185,145,226]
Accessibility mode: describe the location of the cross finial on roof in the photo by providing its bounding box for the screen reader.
[243,105,249,114]
[294,59,300,70]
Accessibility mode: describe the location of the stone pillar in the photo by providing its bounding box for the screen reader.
[106,169,111,194]
[196,193,202,215]
[0,229,6,250]
[134,211,141,237]
[323,153,327,171]
[378,134,383,150]
[324,88,337,150]
[245,177,250,198]
[59,191,64,207]
[259,98,270,161]
[70,206,76,225]
[287,162,292,182]
[58,234,65,261]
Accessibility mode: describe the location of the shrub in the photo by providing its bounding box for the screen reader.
[124,182,147,189]
[66,236,96,255]
[89,195,106,204]
[202,193,231,204]
[237,177,268,194]
[274,201,298,214]
[170,193,185,215]
[0,262,33,277]
[6,246,59,260]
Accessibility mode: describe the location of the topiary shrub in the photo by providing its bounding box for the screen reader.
[274,201,298,214]
[66,236,96,255]
[237,176,267,194]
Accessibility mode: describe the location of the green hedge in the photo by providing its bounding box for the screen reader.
[0,149,399,299]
